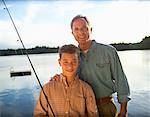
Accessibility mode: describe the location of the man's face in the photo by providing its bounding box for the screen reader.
[59,53,79,77]
[72,18,92,44]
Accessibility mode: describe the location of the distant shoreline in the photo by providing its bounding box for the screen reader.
[0,46,59,56]
[0,36,149,56]
[111,36,150,51]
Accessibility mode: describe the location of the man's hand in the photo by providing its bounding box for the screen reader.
[118,113,127,117]
[118,102,128,117]
[49,74,60,81]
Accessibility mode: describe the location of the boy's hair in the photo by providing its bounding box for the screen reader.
[70,14,90,29]
[59,44,80,59]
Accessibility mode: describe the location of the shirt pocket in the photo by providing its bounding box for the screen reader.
[96,62,110,69]
[95,62,112,82]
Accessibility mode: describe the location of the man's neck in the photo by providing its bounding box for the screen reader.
[79,40,92,51]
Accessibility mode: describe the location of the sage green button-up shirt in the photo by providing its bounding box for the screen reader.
[78,40,130,103]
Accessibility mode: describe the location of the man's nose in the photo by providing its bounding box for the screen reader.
[78,28,85,33]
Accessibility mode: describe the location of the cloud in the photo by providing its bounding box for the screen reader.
[0,21,19,48]
[0,1,150,49]
[50,1,95,16]
[90,1,150,43]
[23,3,46,23]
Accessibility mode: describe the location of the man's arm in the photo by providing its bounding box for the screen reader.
[110,47,130,117]
[84,83,99,117]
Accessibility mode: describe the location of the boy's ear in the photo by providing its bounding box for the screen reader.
[58,59,61,66]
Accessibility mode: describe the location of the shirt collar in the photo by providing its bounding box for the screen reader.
[60,74,79,87]
[79,40,97,54]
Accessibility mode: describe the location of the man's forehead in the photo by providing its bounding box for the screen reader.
[72,18,90,28]
[73,18,87,23]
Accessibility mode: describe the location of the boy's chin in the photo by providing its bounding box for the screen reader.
[65,73,76,77]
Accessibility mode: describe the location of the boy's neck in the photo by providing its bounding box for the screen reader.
[62,74,76,86]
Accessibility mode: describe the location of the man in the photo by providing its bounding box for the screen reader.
[34,44,99,117]
[70,15,131,117]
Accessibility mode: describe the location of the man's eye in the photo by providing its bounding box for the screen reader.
[74,28,79,31]
[74,27,87,32]
[82,27,88,31]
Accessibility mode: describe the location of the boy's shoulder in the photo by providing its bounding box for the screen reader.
[78,78,93,89]
[44,79,62,88]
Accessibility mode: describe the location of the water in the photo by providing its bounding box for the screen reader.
[0,50,150,117]
[115,50,150,117]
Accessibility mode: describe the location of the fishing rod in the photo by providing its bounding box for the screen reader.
[2,0,55,116]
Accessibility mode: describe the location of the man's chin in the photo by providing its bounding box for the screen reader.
[78,40,86,44]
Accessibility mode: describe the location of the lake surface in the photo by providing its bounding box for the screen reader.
[0,50,150,117]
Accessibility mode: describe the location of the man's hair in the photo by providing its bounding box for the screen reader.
[59,44,80,59]
[70,15,90,29]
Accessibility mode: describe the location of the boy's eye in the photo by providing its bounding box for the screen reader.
[62,60,77,65]
[72,61,77,64]
[62,61,68,64]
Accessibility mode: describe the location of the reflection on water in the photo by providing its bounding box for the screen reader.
[0,51,150,117]
[119,50,150,91]
[129,90,150,116]
[0,88,36,117]
[0,53,59,117]
[116,50,150,117]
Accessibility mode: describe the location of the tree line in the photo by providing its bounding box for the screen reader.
[0,46,59,56]
[111,36,150,51]
[0,36,150,56]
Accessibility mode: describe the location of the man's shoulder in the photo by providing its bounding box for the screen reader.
[94,41,117,54]
[95,41,115,50]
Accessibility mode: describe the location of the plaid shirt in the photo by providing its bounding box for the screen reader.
[34,75,99,117]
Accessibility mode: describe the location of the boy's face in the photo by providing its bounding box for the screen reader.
[59,53,79,77]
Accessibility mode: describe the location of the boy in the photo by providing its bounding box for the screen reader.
[34,44,98,117]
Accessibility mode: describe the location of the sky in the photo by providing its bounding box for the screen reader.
[0,0,150,49]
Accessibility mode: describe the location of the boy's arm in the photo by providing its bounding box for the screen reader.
[34,84,53,117]
[34,89,49,117]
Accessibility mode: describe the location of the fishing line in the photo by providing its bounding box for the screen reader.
[2,0,55,116]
